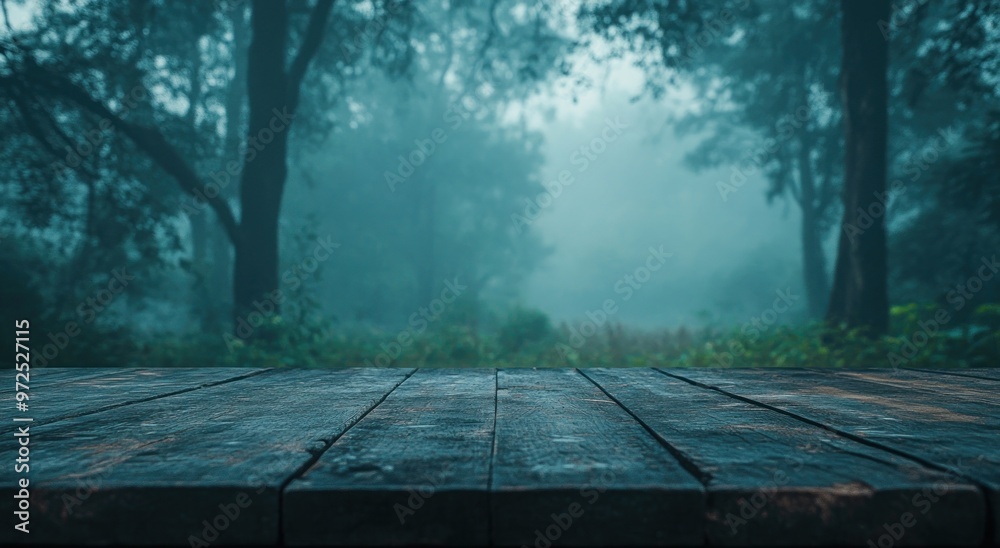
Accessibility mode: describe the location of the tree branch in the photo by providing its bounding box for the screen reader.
[2,74,105,180]
[287,0,335,114]
[12,66,243,248]
[470,0,501,83]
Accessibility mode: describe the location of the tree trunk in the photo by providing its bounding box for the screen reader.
[802,209,828,319]
[233,0,290,324]
[228,0,332,332]
[826,0,890,335]
[416,180,437,308]
[797,137,829,318]
[207,6,248,329]
[184,34,215,328]
[190,197,212,325]
[10,0,332,337]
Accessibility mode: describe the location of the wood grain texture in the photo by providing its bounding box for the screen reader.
[491,368,704,547]
[283,368,496,546]
[910,367,1000,382]
[28,368,124,387]
[4,367,994,546]
[4,368,267,424]
[822,369,1000,408]
[0,368,412,546]
[664,367,997,544]
[588,368,985,546]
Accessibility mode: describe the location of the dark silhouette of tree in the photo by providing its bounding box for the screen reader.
[2,0,334,330]
[826,0,890,335]
[232,0,333,324]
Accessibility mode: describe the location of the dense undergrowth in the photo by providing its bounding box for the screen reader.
[38,303,1000,370]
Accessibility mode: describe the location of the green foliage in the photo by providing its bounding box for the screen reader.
[497,307,554,356]
[670,304,1000,369]
[42,301,1000,371]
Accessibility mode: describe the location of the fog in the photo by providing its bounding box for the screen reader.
[3,0,998,368]
[275,54,811,332]
[521,70,805,328]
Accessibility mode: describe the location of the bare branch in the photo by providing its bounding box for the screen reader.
[287,0,335,114]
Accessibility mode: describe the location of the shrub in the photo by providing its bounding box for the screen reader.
[497,307,554,357]
[38,301,1000,370]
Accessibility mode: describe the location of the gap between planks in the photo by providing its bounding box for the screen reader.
[275,368,419,544]
[659,367,998,542]
[658,368,990,480]
[28,368,274,427]
[21,367,994,545]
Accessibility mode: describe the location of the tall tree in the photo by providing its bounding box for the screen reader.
[582,1,843,318]
[232,0,333,324]
[210,5,249,329]
[674,2,842,318]
[2,0,334,331]
[826,0,890,335]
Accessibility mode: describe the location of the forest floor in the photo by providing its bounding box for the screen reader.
[40,303,1000,370]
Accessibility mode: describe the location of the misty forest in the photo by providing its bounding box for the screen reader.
[2,0,998,370]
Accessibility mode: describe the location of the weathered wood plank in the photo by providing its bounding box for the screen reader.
[0,368,413,546]
[29,367,122,387]
[586,368,985,546]
[6,367,996,546]
[283,368,496,546]
[665,367,998,544]
[491,368,704,547]
[821,369,1000,408]
[910,367,1000,382]
[3,368,267,424]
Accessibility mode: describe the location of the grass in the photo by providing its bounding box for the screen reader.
[37,303,1000,370]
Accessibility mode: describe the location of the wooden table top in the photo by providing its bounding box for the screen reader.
[3,367,998,546]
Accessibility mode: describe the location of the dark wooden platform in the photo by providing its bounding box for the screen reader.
[3,367,998,546]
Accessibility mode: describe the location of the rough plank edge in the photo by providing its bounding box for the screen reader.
[659,367,999,545]
[490,369,706,547]
[31,368,273,426]
[279,368,419,545]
